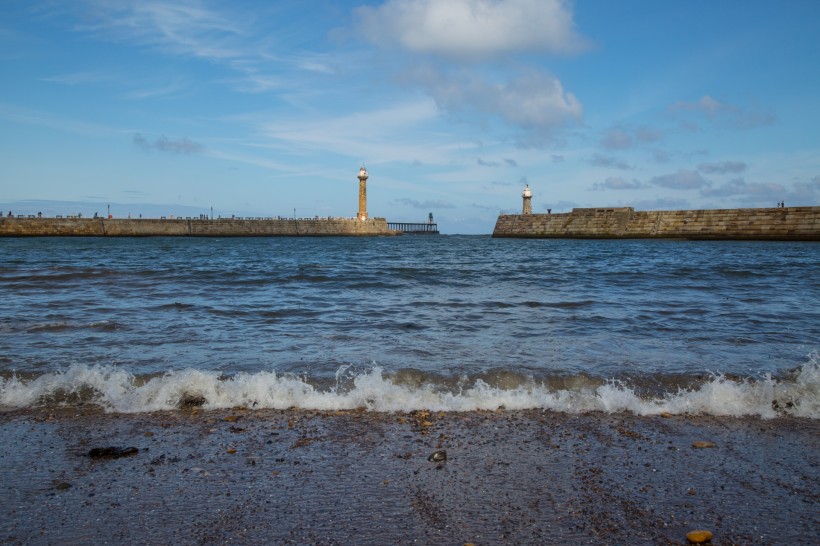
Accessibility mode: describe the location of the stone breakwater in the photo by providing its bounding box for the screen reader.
[0,217,399,237]
[493,206,820,240]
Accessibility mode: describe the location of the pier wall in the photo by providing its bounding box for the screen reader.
[492,207,819,240]
[0,217,398,237]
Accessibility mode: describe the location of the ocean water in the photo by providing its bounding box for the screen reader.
[1,236,818,417]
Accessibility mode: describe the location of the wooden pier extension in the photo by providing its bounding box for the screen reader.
[387,222,439,235]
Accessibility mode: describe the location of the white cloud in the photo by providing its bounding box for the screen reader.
[408,67,582,131]
[354,0,589,61]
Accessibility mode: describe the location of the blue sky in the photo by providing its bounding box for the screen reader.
[1,0,818,233]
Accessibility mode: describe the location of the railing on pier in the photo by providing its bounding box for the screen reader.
[387,222,439,234]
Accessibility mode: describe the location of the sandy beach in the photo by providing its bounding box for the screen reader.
[1,408,817,545]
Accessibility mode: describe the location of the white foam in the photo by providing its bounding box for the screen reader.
[1,354,818,418]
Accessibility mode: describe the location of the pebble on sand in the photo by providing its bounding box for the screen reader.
[686,529,713,543]
[87,446,139,459]
[428,450,447,462]
[692,441,717,449]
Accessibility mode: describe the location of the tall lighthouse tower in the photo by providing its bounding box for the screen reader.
[357,166,369,221]
[522,184,532,215]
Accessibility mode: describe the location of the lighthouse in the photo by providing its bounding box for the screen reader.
[357,166,368,221]
[522,184,532,215]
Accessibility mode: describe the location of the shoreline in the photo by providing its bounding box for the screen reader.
[1,408,817,544]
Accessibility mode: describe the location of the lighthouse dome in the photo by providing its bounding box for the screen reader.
[358,166,368,179]
[522,184,532,198]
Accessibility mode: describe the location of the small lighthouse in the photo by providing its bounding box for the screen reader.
[522,184,532,215]
[357,166,368,221]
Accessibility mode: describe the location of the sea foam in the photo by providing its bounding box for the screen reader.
[1,354,818,418]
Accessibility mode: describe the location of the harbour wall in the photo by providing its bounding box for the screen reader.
[492,206,820,240]
[0,217,399,237]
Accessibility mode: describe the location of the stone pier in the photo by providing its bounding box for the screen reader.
[492,206,820,240]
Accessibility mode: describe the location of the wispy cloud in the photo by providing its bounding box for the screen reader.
[600,128,632,150]
[600,125,663,150]
[122,78,188,100]
[792,177,820,202]
[589,153,632,170]
[699,178,782,198]
[649,169,710,190]
[0,102,120,138]
[73,1,247,60]
[632,197,691,211]
[670,95,776,129]
[392,197,456,209]
[591,177,645,191]
[134,133,204,154]
[255,99,453,164]
[651,149,671,164]
[61,1,329,98]
[475,157,517,168]
[697,161,747,174]
[634,126,662,143]
[40,71,111,85]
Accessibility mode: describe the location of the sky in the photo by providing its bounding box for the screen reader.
[1,0,819,234]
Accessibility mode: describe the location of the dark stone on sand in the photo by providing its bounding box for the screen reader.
[87,446,139,459]
[179,394,206,409]
[428,449,447,462]
[55,482,71,490]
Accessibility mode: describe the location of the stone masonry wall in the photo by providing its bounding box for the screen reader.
[492,207,820,240]
[0,217,398,237]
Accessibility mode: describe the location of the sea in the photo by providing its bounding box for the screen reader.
[1,235,817,417]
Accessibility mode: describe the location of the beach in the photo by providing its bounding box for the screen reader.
[1,408,817,545]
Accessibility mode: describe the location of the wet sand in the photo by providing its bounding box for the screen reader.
[1,408,817,545]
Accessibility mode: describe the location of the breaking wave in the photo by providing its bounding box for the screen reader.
[2,354,818,418]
